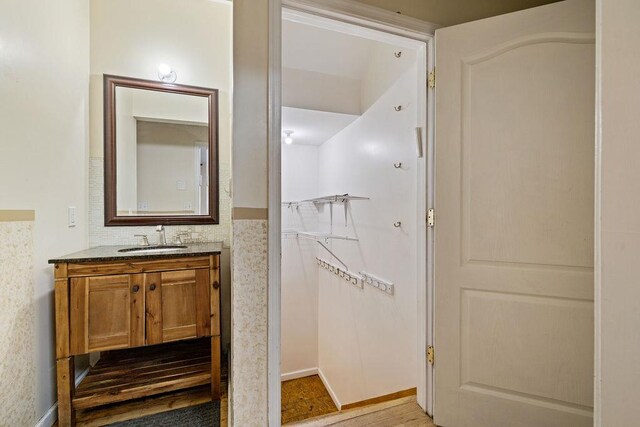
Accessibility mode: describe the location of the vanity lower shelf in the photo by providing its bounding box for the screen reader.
[74,339,212,409]
[75,385,214,427]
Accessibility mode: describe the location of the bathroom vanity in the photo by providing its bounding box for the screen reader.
[49,243,222,426]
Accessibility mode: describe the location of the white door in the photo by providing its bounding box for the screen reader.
[434,1,595,426]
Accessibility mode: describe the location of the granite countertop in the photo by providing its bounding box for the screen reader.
[48,242,223,264]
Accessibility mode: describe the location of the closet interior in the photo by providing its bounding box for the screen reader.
[280,14,425,424]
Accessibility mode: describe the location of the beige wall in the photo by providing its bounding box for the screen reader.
[597,0,640,425]
[90,0,231,160]
[354,0,560,26]
[232,0,270,211]
[0,0,90,421]
[136,122,207,213]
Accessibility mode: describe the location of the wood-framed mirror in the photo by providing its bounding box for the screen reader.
[103,74,219,225]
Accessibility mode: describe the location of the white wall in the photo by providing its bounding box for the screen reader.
[360,44,417,112]
[281,36,420,406]
[316,43,420,406]
[0,0,89,421]
[281,145,320,377]
[596,0,640,425]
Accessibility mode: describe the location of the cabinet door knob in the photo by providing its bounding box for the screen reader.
[150,284,157,291]
[212,281,220,290]
[132,285,140,293]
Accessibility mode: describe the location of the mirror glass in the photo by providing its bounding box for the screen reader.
[104,75,219,225]
[115,88,210,216]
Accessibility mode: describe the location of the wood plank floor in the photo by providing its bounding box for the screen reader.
[292,396,435,427]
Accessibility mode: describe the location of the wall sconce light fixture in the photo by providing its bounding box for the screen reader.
[283,130,294,145]
[158,63,177,83]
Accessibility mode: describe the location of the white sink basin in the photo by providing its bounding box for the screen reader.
[118,245,187,254]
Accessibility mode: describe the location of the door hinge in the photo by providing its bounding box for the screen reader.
[428,69,436,89]
[427,345,435,365]
[427,209,435,227]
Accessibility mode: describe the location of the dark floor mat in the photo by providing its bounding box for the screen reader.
[109,402,220,426]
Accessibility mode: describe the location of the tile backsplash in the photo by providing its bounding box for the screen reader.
[89,157,231,247]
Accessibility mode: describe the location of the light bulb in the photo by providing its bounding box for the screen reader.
[158,63,171,75]
[158,64,177,83]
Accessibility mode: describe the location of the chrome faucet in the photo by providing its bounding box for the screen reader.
[134,234,150,247]
[175,232,188,245]
[156,225,167,246]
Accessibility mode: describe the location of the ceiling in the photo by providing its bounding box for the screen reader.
[282,107,359,146]
[282,20,376,80]
[282,19,379,146]
[281,16,418,146]
[352,0,561,27]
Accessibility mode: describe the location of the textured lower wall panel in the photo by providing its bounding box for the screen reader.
[231,219,268,426]
[0,221,36,425]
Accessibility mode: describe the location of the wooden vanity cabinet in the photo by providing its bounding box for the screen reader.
[69,269,213,353]
[53,254,221,427]
[145,269,212,345]
[69,274,145,354]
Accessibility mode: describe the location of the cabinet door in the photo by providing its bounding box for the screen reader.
[145,269,210,345]
[70,274,144,354]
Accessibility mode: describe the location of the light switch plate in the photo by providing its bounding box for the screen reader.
[68,206,76,227]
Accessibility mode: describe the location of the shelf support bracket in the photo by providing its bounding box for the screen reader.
[316,241,349,271]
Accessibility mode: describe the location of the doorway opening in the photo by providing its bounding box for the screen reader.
[195,142,209,215]
[278,9,433,424]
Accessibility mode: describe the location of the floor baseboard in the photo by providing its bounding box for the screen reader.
[317,368,342,410]
[34,366,91,427]
[281,367,318,382]
[34,403,57,427]
[341,387,417,410]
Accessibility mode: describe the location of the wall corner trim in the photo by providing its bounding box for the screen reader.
[0,210,35,222]
[232,207,269,220]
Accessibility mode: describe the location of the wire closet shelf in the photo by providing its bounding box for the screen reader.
[281,193,369,209]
